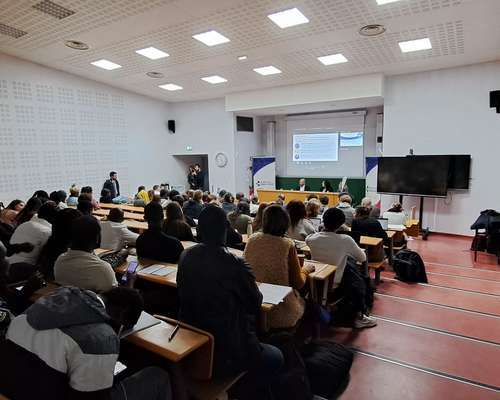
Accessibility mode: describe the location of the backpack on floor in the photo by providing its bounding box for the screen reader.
[301,341,353,399]
[266,332,313,400]
[393,249,428,283]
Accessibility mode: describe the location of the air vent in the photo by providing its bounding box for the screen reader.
[146,72,164,79]
[65,40,89,50]
[33,0,75,19]
[0,23,27,38]
[359,24,386,37]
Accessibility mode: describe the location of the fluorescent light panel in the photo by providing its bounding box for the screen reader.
[135,46,169,60]
[159,83,183,91]
[268,7,309,28]
[399,37,432,53]
[318,53,348,65]
[201,75,227,84]
[376,0,402,5]
[253,66,282,76]
[90,59,122,70]
[192,30,230,46]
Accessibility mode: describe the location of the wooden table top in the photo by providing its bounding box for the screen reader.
[99,203,144,213]
[93,208,144,221]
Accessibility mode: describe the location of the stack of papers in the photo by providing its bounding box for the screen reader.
[259,283,292,305]
[120,311,161,338]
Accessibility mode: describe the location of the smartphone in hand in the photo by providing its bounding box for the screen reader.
[121,261,139,284]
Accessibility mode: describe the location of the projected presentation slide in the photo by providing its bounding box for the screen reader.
[293,133,339,162]
[340,132,364,147]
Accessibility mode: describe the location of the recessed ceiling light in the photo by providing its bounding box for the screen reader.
[253,66,282,76]
[201,75,228,84]
[268,8,309,29]
[238,55,248,61]
[146,72,164,78]
[159,83,183,91]
[192,30,230,46]
[135,46,169,60]
[359,24,386,37]
[376,0,402,4]
[317,53,348,65]
[399,38,432,53]
[90,59,122,70]
[65,40,89,50]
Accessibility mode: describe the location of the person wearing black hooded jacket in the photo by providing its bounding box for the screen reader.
[177,205,283,399]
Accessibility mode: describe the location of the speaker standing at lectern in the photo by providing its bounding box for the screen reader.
[294,178,311,192]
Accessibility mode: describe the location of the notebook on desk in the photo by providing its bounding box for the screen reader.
[377,218,389,230]
[258,283,292,305]
[120,311,161,339]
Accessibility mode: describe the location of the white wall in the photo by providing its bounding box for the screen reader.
[169,98,237,194]
[0,52,174,202]
[383,62,500,236]
[263,107,382,178]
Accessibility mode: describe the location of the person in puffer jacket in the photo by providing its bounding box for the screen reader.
[0,286,172,400]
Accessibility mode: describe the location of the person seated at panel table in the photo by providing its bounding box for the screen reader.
[361,196,381,219]
[38,208,82,280]
[228,201,253,235]
[67,184,80,206]
[305,208,377,329]
[321,180,334,193]
[244,204,315,330]
[1,285,173,400]
[383,202,409,226]
[352,206,388,262]
[54,215,118,293]
[286,200,317,241]
[8,201,58,283]
[183,189,204,220]
[336,194,355,227]
[177,205,283,400]
[294,178,311,192]
[100,208,139,251]
[136,202,184,263]
[162,202,195,242]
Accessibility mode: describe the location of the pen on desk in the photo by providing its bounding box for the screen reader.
[168,324,180,342]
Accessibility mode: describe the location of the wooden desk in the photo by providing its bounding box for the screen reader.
[359,236,382,247]
[123,219,148,232]
[257,189,339,206]
[99,203,144,213]
[306,260,337,306]
[94,208,144,221]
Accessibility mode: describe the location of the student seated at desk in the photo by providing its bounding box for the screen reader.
[306,208,377,329]
[100,208,139,251]
[81,186,100,210]
[77,198,94,216]
[137,202,184,263]
[352,207,387,262]
[361,197,380,219]
[245,205,314,330]
[54,216,118,293]
[1,286,172,400]
[228,201,253,235]
[183,189,203,220]
[67,184,79,206]
[100,188,113,204]
[177,205,283,400]
[336,194,355,226]
[15,196,42,226]
[134,185,150,206]
[50,190,68,210]
[252,202,268,233]
[162,202,195,242]
[383,202,408,226]
[286,200,317,241]
[221,192,236,214]
[38,208,82,280]
[8,201,58,282]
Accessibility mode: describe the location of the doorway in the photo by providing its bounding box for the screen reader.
[172,154,209,192]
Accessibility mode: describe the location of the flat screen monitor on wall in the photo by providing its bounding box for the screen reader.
[377,156,450,197]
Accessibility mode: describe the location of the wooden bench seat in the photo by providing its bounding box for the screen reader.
[368,260,385,285]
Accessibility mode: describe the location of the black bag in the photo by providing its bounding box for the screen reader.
[266,332,313,400]
[393,250,428,283]
[301,341,353,399]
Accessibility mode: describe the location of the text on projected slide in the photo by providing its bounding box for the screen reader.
[293,133,339,162]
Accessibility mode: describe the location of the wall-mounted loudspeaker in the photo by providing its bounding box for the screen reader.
[490,91,500,113]
[376,136,383,143]
[168,120,176,133]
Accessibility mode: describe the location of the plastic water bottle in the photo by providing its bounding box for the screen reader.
[247,220,253,236]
